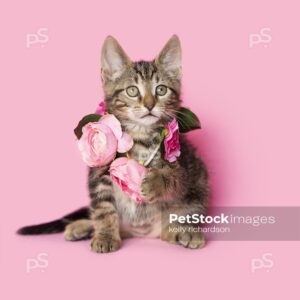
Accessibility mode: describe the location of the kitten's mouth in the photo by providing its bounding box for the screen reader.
[141,113,159,119]
[139,113,160,125]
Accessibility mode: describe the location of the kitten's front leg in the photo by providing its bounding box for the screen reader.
[89,170,121,253]
[141,162,186,203]
[90,201,121,253]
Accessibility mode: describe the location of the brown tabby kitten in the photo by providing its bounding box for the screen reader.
[18,35,209,253]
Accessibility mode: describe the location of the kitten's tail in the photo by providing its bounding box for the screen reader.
[17,207,90,235]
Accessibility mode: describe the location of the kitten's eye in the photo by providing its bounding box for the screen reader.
[126,86,139,97]
[155,85,168,96]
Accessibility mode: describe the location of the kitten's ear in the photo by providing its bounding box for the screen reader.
[101,36,131,82]
[155,35,182,78]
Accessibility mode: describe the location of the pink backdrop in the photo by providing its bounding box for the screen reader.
[1,0,299,299]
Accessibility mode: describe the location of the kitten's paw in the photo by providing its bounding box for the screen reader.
[162,226,205,249]
[141,169,165,203]
[90,235,121,253]
[64,220,93,241]
[176,231,205,249]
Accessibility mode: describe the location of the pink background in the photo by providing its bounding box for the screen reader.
[1,0,299,299]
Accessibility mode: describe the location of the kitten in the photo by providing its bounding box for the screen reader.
[18,35,209,253]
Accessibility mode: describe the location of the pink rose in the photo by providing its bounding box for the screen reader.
[99,114,133,153]
[109,158,148,203]
[95,101,106,115]
[78,122,117,167]
[78,115,133,167]
[164,118,181,163]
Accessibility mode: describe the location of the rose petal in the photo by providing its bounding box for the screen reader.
[99,114,122,140]
[109,158,147,203]
[164,118,181,162]
[117,132,133,153]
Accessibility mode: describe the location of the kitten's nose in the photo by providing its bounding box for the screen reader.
[143,95,155,111]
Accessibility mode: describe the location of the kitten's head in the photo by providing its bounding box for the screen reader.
[101,35,182,129]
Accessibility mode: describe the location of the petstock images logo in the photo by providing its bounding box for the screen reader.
[163,207,300,241]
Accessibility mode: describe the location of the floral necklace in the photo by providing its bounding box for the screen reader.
[74,101,201,202]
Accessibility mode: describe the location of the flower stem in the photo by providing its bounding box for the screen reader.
[144,144,161,167]
[144,128,166,167]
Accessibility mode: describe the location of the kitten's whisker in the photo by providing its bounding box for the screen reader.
[165,109,192,129]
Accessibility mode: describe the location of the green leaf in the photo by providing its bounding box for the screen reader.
[177,107,201,133]
[115,152,126,158]
[74,114,102,139]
